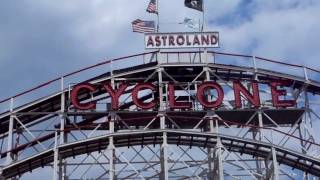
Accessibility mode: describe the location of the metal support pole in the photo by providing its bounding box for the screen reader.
[158,67,168,180]
[59,77,67,180]
[303,87,311,180]
[60,77,65,144]
[110,59,114,76]
[257,110,264,139]
[271,147,279,180]
[158,68,164,111]
[204,67,210,81]
[108,78,116,180]
[213,120,224,180]
[108,117,115,180]
[160,115,168,180]
[256,110,264,179]
[253,56,257,70]
[207,119,215,179]
[6,98,14,165]
[215,137,224,180]
[303,66,309,82]
[253,56,258,80]
[205,67,216,179]
[204,48,208,64]
[53,132,59,180]
[297,88,310,180]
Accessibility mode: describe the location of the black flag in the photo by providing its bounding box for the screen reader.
[185,0,203,11]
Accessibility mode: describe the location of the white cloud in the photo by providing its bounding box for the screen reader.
[209,1,320,67]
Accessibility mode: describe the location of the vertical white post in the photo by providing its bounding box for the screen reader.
[253,56,258,80]
[213,119,224,180]
[160,114,168,180]
[6,98,14,165]
[257,110,264,178]
[52,132,59,180]
[303,66,309,82]
[108,79,116,180]
[158,68,168,180]
[204,48,208,64]
[204,67,210,81]
[258,110,263,141]
[205,67,216,179]
[271,147,279,180]
[207,119,215,179]
[158,68,164,111]
[216,137,224,180]
[253,56,257,70]
[303,88,311,180]
[60,77,65,144]
[111,59,114,76]
[108,115,115,180]
[59,77,67,180]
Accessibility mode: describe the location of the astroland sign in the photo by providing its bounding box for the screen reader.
[145,32,219,49]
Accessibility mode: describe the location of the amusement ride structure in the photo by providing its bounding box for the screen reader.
[0,50,320,179]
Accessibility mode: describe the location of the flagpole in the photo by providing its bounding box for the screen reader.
[156,0,160,32]
[202,0,207,64]
[156,0,160,64]
[201,0,205,32]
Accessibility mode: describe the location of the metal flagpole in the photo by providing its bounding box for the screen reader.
[156,0,160,32]
[201,0,206,63]
[201,0,205,32]
[156,0,160,65]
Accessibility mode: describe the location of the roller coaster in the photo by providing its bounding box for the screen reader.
[0,50,320,179]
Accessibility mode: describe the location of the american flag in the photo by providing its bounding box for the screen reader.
[146,0,158,14]
[132,19,155,33]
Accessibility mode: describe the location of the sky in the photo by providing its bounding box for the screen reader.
[0,0,320,102]
[0,1,319,179]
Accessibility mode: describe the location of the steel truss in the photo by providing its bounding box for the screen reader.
[0,51,320,179]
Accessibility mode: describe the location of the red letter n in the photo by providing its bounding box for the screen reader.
[233,81,260,108]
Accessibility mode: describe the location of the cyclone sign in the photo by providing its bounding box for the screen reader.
[71,80,295,110]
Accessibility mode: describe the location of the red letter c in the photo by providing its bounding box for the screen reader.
[71,83,96,110]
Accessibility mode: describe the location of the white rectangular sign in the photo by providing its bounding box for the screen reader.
[145,32,219,49]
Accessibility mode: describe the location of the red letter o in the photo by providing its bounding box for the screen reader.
[132,83,157,109]
[197,82,224,109]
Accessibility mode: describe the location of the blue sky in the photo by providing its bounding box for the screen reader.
[0,0,320,100]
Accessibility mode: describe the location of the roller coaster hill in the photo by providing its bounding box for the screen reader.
[1,49,320,179]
